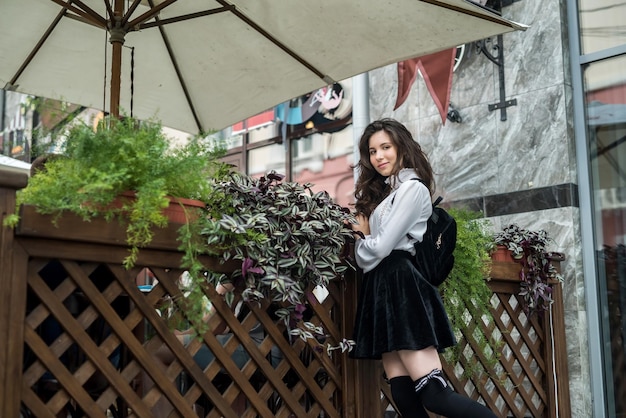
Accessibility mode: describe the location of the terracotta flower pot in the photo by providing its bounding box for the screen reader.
[492,245,515,262]
[163,196,206,224]
[107,191,206,224]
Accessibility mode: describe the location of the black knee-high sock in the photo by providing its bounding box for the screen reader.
[414,369,497,418]
[389,376,429,418]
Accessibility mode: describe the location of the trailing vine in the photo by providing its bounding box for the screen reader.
[493,224,564,315]
[191,171,357,355]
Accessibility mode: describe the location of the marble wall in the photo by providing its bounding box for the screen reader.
[366,0,590,415]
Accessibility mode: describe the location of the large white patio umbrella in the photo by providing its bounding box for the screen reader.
[0,0,526,134]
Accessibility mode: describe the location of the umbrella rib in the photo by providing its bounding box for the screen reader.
[137,7,235,30]
[120,0,143,27]
[49,0,107,27]
[6,5,68,89]
[158,28,204,133]
[103,0,114,22]
[126,0,179,29]
[145,0,204,133]
[217,0,334,84]
[64,13,107,30]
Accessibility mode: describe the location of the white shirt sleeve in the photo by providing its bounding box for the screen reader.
[354,180,432,273]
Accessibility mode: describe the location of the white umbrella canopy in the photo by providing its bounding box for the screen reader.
[0,0,526,135]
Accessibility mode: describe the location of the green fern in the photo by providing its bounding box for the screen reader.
[14,116,227,268]
[440,208,502,379]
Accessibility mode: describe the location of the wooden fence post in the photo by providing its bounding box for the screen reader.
[546,279,572,417]
[342,266,386,418]
[0,167,29,418]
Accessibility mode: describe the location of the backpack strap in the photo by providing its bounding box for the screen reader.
[431,196,443,223]
[389,178,443,240]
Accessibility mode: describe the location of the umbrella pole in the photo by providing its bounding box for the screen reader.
[109,0,125,119]
[110,36,122,119]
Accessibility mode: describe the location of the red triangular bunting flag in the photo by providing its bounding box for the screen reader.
[417,48,456,124]
[394,48,456,125]
[394,58,420,111]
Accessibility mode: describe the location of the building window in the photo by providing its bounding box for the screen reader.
[219,80,355,207]
[579,0,626,54]
[584,54,626,416]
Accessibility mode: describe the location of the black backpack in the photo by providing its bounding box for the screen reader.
[394,179,457,286]
[412,195,457,286]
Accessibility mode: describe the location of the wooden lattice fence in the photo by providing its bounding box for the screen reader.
[0,168,571,417]
[11,207,353,418]
[377,261,571,418]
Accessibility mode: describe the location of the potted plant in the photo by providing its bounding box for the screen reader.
[493,224,564,314]
[5,115,229,267]
[440,208,501,377]
[188,171,357,354]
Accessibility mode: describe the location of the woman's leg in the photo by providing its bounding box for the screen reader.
[395,349,497,418]
[394,347,442,379]
[414,369,497,418]
[382,352,429,418]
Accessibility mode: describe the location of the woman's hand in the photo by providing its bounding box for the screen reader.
[351,213,370,238]
[216,283,234,295]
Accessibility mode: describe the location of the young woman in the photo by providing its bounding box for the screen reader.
[350,119,497,418]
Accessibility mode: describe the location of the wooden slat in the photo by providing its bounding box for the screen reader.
[341,269,359,418]
[60,260,202,418]
[21,382,58,418]
[28,270,156,417]
[0,182,21,418]
[248,299,340,417]
[50,280,165,411]
[490,260,523,280]
[155,275,291,417]
[546,280,572,417]
[438,262,568,418]
[24,266,103,411]
[0,168,29,189]
[491,293,547,411]
[17,205,180,250]
[0,239,29,418]
[23,326,107,418]
[16,235,238,275]
[113,263,260,418]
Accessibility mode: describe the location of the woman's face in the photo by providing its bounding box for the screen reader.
[368,130,398,177]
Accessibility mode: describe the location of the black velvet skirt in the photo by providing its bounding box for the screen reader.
[350,250,456,360]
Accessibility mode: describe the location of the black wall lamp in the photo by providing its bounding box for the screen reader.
[447,103,462,123]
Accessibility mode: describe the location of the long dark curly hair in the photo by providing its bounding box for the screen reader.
[353,118,434,217]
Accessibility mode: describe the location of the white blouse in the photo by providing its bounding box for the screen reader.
[354,169,432,273]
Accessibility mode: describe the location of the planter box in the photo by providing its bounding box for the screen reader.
[15,204,238,273]
[105,191,207,224]
[489,246,563,282]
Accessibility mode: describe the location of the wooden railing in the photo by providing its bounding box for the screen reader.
[0,167,571,417]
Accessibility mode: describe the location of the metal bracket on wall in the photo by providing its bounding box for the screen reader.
[479,0,521,121]
[478,34,517,121]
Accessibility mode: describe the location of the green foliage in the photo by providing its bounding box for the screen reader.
[440,208,502,378]
[14,115,228,268]
[3,213,19,228]
[192,171,357,353]
[494,224,564,314]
